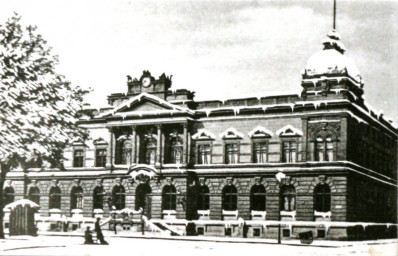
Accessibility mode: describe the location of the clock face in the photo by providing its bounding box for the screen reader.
[142,77,151,88]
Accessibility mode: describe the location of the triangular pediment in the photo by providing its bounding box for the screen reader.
[120,100,173,112]
[98,93,193,118]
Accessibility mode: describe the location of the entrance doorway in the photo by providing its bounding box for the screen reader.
[135,183,152,218]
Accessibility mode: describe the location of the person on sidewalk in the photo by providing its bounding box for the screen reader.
[95,218,108,245]
[84,226,94,244]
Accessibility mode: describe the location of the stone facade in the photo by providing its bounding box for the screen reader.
[3,30,397,240]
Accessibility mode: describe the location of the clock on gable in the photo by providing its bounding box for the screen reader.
[126,70,172,100]
[142,77,151,88]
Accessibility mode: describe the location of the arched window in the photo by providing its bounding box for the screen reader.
[197,185,210,210]
[70,186,84,210]
[170,137,183,164]
[28,187,40,205]
[112,185,125,210]
[93,186,104,209]
[135,183,152,211]
[115,139,131,165]
[280,185,296,211]
[3,187,14,206]
[222,185,237,211]
[145,138,157,165]
[49,187,61,209]
[314,184,331,212]
[162,185,177,210]
[315,136,335,161]
[250,184,266,211]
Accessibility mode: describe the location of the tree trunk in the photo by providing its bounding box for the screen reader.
[0,163,10,239]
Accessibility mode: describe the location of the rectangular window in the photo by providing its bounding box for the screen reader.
[225,228,232,236]
[282,229,290,237]
[197,227,204,235]
[316,142,325,162]
[253,142,267,163]
[96,149,107,167]
[326,142,334,161]
[225,143,239,164]
[282,141,297,163]
[198,144,211,164]
[73,150,84,167]
[317,229,326,238]
[253,228,261,237]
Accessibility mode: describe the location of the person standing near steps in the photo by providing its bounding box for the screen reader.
[95,217,108,245]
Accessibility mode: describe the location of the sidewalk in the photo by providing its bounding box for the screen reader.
[0,236,66,252]
[1,232,397,253]
[38,231,398,248]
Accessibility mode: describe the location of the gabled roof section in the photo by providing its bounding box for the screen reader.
[248,126,273,138]
[220,128,244,139]
[277,125,303,137]
[192,129,216,140]
[97,92,194,118]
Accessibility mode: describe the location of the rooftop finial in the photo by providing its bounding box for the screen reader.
[333,0,337,30]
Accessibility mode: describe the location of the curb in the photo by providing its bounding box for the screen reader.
[35,232,397,248]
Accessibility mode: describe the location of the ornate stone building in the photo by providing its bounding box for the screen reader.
[3,30,397,240]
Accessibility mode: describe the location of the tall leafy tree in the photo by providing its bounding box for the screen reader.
[0,14,88,238]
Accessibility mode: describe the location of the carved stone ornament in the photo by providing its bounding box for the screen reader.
[136,174,151,184]
[308,122,340,141]
[164,177,173,186]
[318,175,326,184]
[115,177,122,186]
[281,176,291,185]
[74,179,80,187]
[226,177,233,185]
[199,177,206,186]
[254,176,262,185]
[29,180,37,188]
[96,179,103,187]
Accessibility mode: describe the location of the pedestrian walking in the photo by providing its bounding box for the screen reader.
[95,217,108,245]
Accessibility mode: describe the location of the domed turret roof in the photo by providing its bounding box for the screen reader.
[303,30,362,84]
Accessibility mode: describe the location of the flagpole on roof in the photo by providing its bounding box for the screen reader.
[333,0,337,30]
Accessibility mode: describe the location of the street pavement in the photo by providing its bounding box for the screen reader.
[0,235,397,256]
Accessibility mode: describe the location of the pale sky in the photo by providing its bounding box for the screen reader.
[1,0,397,122]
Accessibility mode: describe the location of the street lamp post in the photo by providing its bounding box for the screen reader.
[275,171,286,244]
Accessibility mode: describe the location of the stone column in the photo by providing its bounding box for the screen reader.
[131,126,136,164]
[161,132,166,164]
[136,134,141,164]
[183,123,188,165]
[156,125,162,165]
[106,127,115,170]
